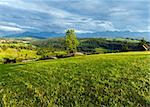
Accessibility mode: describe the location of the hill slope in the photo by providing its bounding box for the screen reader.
[0,52,150,106]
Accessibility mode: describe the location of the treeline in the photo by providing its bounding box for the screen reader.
[32,38,149,54]
[78,38,146,53]
[32,38,66,51]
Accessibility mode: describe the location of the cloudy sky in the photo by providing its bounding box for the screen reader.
[0,0,150,34]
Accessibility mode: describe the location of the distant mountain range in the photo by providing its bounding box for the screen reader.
[2,32,63,39]
[1,31,150,41]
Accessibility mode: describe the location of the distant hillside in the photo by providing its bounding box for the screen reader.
[1,31,150,41]
[32,37,149,54]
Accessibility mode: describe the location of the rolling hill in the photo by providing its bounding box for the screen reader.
[0,52,149,106]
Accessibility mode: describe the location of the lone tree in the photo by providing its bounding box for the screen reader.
[65,29,79,54]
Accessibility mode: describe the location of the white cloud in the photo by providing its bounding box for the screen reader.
[0,0,149,33]
[75,30,93,33]
[0,21,36,31]
[0,25,23,31]
[66,19,119,32]
[0,0,74,18]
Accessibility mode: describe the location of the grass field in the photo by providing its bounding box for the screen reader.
[0,52,149,106]
[0,42,39,63]
[0,48,39,62]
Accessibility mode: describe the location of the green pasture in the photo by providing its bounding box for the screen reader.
[0,52,149,106]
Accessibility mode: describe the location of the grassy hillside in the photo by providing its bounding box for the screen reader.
[0,52,150,106]
[0,48,39,61]
[0,42,39,63]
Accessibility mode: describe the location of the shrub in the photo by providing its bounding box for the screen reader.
[3,58,16,64]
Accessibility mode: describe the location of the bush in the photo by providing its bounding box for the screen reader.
[1,46,8,51]
[3,58,16,64]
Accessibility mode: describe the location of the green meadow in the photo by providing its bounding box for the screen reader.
[0,52,149,106]
[0,48,38,59]
[0,43,39,62]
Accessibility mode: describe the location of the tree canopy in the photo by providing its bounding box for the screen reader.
[65,29,79,54]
